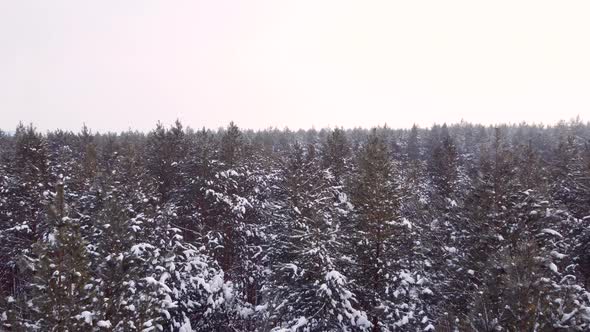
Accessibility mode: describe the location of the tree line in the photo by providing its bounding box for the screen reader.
[0,119,589,331]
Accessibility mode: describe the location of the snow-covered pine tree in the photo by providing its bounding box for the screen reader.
[442,127,518,329]
[408,124,466,331]
[78,125,98,182]
[141,204,227,332]
[264,142,367,331]
[0,124,50,325]
[467,189,590,331]
[349,129,431,331]
[321,128,351,183]
[26,183,92,331]
[454,128,590,331]
[85,197,155,331]
[406,124,420,163]
[145,120,188,202]
[184,122,270,330]
[428,124,459,201]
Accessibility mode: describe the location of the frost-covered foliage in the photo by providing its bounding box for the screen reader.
[264,142,368,331]
[1,120,590,331]
[348,130,433,331]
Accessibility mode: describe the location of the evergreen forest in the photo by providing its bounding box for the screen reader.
[1,120,590,331]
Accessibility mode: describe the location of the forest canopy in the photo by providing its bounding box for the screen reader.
[1,119,590,331]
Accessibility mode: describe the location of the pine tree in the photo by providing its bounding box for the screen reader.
[192,122,270,330]
[0,124,50,319]
[265,143,366,331]
[467,190,590,331]
[322,128,351,182]
[79,124,98,183]
[220,121,242,169]
[406,124,420,162]
[86,198,149,330]
[443,128,517,326]
[27,183,92,331]
[145,121,187,201]
[350,129,431,331]
[429,124,459,199]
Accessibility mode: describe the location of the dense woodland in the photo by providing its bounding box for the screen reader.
[1,119,590,331]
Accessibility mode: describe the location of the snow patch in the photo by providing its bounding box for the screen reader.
[76,311,93,325]
[290,317,308,331]
[97,320,112,328]
[540,229,563,238]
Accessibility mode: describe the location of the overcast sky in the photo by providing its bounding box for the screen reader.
[1,1,589,132]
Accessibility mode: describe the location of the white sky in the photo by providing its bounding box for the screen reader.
[1,0,589,132]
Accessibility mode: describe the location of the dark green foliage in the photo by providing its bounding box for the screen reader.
[28,184,92,331]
